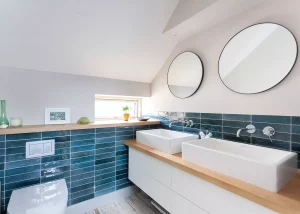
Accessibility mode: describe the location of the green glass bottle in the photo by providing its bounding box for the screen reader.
[0,100,9,128]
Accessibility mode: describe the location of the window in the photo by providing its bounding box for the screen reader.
[95,95,142,120]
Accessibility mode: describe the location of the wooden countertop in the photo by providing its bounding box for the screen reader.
[0,120,160,135]
[125,139,300,214]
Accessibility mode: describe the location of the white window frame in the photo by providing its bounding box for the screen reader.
[95,95,142,121]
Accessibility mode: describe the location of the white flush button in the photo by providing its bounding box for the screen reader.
[44,142,53,154]
[29,144,43,156]
[26,140,55,158]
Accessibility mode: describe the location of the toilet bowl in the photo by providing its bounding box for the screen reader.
[7,179,68,214]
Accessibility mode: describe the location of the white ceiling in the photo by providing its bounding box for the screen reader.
[0,0,179,83]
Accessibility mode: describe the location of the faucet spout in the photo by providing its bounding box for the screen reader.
[236,124,256,138]
[236,128,244,137]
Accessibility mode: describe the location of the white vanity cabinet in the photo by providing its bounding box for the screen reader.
[129,148,278,214]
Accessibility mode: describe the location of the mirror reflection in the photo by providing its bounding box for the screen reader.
[168,52,204,98]
[219,23,297,94]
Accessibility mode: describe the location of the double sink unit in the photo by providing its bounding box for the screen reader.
[128,129,298,214]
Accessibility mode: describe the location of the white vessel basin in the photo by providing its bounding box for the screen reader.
[136,129,198,154]
[182,138,298,192]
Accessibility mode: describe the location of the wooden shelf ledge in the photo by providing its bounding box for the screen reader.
[125,139,300,214]
[0,120,160,135]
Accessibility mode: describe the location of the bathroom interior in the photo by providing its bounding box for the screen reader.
[0,0,300,213]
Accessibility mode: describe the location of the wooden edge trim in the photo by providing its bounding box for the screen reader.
[0,120,160,135]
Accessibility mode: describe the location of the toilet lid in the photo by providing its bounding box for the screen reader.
[8,179,68,214]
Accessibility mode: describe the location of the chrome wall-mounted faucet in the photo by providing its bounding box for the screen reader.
[169,118,194,128]
[236,124,256,137]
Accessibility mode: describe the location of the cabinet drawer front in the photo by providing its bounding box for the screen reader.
[129,148,172,188]
[172,168,277,214]
[172,191,208,214]
[129,161,172,212]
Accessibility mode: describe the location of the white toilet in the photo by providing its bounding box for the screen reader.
[7,179,68,214]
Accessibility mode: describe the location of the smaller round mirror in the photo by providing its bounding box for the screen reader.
[167,52,204,99]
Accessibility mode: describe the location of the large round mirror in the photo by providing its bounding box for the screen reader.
[219,23,297,94]
[168,52,204,98]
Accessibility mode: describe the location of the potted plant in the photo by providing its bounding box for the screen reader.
[122,106,131,121]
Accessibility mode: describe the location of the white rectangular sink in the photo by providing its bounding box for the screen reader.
[182,138,298,192]
[136,129,198,154]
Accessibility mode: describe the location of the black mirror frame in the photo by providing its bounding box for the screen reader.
[167,51,204,99]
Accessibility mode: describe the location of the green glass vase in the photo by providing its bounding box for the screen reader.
[0,100,9,128]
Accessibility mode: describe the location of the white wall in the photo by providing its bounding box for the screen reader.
[150,0,300,116]
[0,66,150,125]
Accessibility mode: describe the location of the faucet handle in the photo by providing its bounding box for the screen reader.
[263,126,275,142]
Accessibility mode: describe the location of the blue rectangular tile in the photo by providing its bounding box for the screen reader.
[6,140,28,149]
[55,142,71,149]
[116,182,132,190]
[184,112,200,118]
[0,149,4,156]
[41,159,70,169]
[6,171,40,184]
[292,117,300,125]
[96,132,115,138]
[95,157,115,165]
[6,147,26,155]
[71,160,94,170]
[96,147,115,155]
[116,131,133,136]
[0,141,5,149]
[96,127,115,133]
[72,172,94,182]
[201,118,222,126]
[0,135,5,142]
[201,113,222,120]
[44,136,70,142]
[71,177,94,188]
[96,137,115,144]
[95,162,115,171]
[292,134,300,143]
[96,166,115,175]
[71,182,94,193]
[71,145,94,153]
[55,148,71,155]
[116,126,133,132]
[6,158,40,170]
[71,134,95,142]
[252,115,290,124]
[116,178,131,186]
[71,150,94,159]
[95,142,115,149]
[71,139,95,147]
[223,120,249,128]
[95,172,115,181]
[116,159,127,166]
[42,130,70,138]
[116,155,127,161]
[292,143,300,152]
[116,169,127,176]
[116,145,127,152]
[95,182,115,192]
[71,187,94,200]
[71,129,95,136]
[223,114,250,121]
[71,166,94,177]
[116,165,127,171]
[116,150,127,156]
[71,156,95,164]
[6,133,41,141]
[116,173,128,180]
[95,152,115,160]
[42,154,70,163]
[116,135,134,141]
[200,124,222,133]
[5,164,40,176]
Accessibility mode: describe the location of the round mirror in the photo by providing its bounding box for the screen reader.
[168,52,204,98]
[219,23,297,94]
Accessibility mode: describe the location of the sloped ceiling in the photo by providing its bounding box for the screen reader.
[0,0,179,83]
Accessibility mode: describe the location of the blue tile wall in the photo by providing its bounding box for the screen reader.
[0,124,159,213]
[144,112,300,169]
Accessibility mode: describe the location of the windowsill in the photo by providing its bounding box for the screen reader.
[0,119,160,135]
